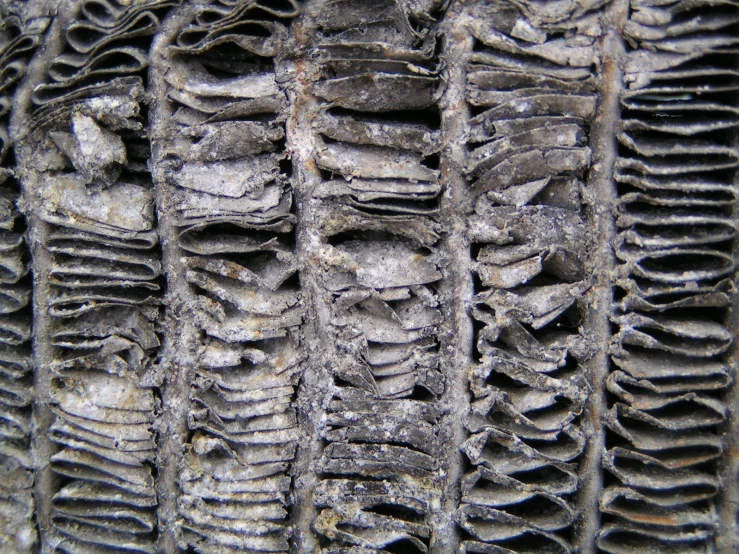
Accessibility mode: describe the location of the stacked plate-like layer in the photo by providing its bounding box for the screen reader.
[35,89,162,554]
[31,0,177,107]
[160,1,304,552]
[459,1,606,552]
[25,1,175,552]
[308,0,447,551]
[0,5,48,552]
[599,2,739,552]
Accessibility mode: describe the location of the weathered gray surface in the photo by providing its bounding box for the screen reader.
[0,0,737,552]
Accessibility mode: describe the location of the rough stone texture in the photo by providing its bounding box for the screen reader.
[0,0,737,553]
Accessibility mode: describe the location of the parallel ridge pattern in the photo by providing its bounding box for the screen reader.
[24,1,175,552]
[157,1,304,551]
[599,2,739,552]
[306,0,448,551]
[458,1,608,552]
[30,0,177,108]
[0,5,48,551]
[7,0,739,551]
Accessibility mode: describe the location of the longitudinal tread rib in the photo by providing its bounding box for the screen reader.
[431,1,476,552]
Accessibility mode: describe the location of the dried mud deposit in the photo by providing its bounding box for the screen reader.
[0,0,737,553]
